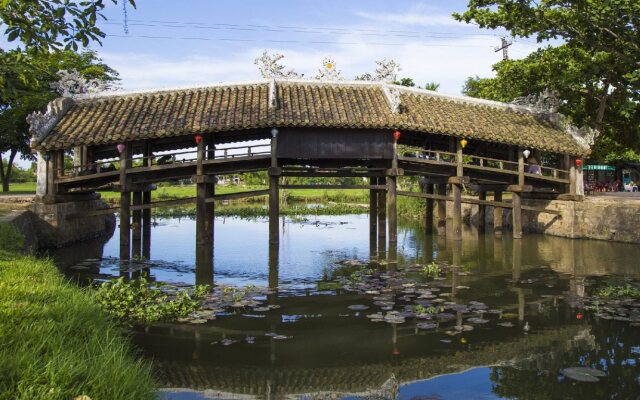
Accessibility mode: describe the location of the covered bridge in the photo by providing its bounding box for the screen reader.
[28,79,591,261]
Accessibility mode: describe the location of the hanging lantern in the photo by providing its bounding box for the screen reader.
[576,312,584,320]
[42,152,51,162]
[393,130,401,141]
[270,127,279,138]
[576,159,583,167]
[194,134,203,145]
[523,149,531,159]
[460,138,468,149]
[116,143,125,153]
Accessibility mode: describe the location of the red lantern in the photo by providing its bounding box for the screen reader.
[194,134,203,145]
[576,312,584,320]
[393,130,401,141]
[575,159,582,167]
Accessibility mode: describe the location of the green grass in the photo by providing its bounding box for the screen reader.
[0,224,156,400]
[0,181,36,195]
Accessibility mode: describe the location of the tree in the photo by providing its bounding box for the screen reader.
[1,0,136,52]
[455,1,640,162]
[0,50,119,192]
[393,78,440,91]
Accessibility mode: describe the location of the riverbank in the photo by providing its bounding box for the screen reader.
[0,224,156,400]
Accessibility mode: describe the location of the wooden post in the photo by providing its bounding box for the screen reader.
[424,183,434,234]
[132,191,142,260]
[268,242,279,293]
[369,176,378,253]
[512,191,522,239]
[377,176,387,255]
[436,184,447,236]
[119,144,132,261]
[55,150,65,178]
[142,190,151,263]
[269,128,280,245]
[493,191,503,236]
[478,191,486,233]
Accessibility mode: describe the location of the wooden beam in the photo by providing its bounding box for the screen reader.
[280,184,386,190]
[206,189,269,202]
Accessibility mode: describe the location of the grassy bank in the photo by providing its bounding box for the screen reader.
[0,224,156,400]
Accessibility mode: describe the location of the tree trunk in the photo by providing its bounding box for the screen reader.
[0,149,17,192]
[594,82,610,132]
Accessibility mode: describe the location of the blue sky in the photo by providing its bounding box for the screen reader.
[83,0,540,94]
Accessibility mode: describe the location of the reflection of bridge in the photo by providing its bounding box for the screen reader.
[29,80,589,264]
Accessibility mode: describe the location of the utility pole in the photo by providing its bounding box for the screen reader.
[495,37,512,60]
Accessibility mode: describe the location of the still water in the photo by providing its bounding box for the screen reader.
[51,213,640,399]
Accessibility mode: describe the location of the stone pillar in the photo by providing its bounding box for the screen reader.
[436,184,447,236]
[576,162,584,196]
[424,183,434,234]
[377,176,387,255]
[512,191,522,239]
[452,183,462,241]
[369,176,378,255]
[131,191,142,260]
[493,191,503,236]
[478,191,486,233]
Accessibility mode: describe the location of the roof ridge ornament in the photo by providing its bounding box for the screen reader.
[552,114,599,150]
[268,78,277,109]
[511,88,561,114]
[382,84,401,114]
[315,57,343,81]
[51,69,108,98]
[27,97,74,149]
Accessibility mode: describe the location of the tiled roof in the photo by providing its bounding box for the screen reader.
[34,80,587,156]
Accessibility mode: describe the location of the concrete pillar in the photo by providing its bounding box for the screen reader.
[478,191,486,233]
[377,176,387,255]
[452,183,462,241]
[518,147,525,186]
[493,191,503,236]
[424,183,434,234]
[569,155,577,195]
[512,191,522,239]
[576,162,584,196]
[436,184,447,236]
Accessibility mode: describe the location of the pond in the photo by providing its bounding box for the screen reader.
[50,211,640,399]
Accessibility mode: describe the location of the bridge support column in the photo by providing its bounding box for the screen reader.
[512,191,523,239]
[142,191,152,261]
[387,175,398,262]
[195,178,214,286]
[119,191,131,261]
[493,191,503,237]
[369,176,378,255]
[478,191,486,233]
[424,183,434,234]
[269,171,280,245]
[377,176,387,255]
[451,183,462,241]
[436,184,447,236]
[132,191,142,261]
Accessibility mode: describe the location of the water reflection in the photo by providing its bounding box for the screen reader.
[51,214,640,398]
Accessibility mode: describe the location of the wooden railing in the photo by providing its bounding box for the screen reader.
[58,143,271,179]
[399,145,569,182]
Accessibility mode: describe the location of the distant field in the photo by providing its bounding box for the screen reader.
[1,182,36,195]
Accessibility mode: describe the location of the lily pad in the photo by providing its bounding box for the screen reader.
[417,322,437,330]
[561,367,605,382]
[348,304,369,311]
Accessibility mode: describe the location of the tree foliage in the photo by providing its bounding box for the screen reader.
[455,1,640,162]
[0,0,135,51]
[0,50,119,191]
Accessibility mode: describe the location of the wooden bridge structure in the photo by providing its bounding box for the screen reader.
[28,79,589,264]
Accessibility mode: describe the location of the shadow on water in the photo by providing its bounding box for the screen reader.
[50,213,640,399]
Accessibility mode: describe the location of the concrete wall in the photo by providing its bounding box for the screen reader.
[1,198,116,250]
[448,196,640,244]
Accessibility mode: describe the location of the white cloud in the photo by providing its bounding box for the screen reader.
[354,10,465,28]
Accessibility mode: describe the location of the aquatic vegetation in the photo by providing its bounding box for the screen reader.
[95,276,210,325]
[594,285,640,298]
[421,262,442,279]
[561,367,607,383]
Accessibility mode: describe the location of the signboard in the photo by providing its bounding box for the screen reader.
[585,164,615,171]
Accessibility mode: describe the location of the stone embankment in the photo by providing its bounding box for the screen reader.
[459,195,640,244]
[0,195,115,251]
